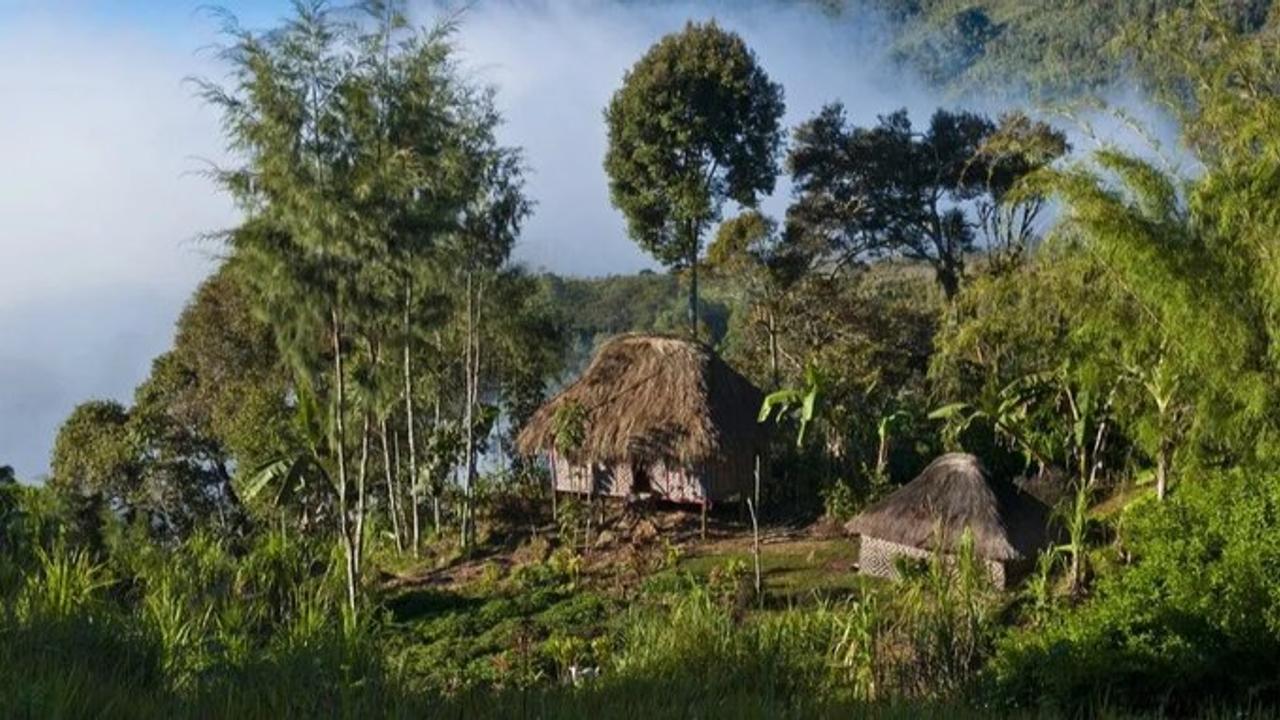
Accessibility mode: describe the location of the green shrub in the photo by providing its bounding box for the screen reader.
[985,467,1280,713]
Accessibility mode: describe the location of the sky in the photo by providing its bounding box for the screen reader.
[0,0,954,480]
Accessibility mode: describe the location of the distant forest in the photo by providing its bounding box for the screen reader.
[852,0,1274,96]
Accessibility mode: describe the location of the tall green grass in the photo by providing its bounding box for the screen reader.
[4,498,1280,718]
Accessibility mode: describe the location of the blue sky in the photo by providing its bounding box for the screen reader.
[0,0,945,479]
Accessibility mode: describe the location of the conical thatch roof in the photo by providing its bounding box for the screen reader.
[846,453,1051,562]
[516,334,767,467]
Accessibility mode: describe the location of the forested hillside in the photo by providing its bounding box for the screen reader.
[539,271,733,377]
[860,0,1276,97]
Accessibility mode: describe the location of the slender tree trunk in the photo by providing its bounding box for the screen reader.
[355,413,371,582]
[403,281,421,556]
[1153,391,1175,502]
[432,390,442,533]
[768,308,780,390]
[382,417,403,554]
[394,424,408,550]
[876,429,890,480]
[462,270,476,549]
[689,236,700,340]
[331,306,356,615]
[467,277,485,547]
[1156,441,1170,501]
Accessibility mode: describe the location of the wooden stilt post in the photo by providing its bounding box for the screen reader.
[750,455,762,601]
[700,497,708,540]
[550,452,558,524]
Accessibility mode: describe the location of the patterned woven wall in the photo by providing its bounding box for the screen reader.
[857,535,1009,589]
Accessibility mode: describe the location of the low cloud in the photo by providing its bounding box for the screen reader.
[0,13,233,479]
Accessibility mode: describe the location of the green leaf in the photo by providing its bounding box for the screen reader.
[928,402,972,421]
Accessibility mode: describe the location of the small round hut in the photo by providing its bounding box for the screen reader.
[845,453,1051,589]
[517,334,768,507]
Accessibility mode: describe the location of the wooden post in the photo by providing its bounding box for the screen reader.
[550,452,558,523]
[700,496,708,540]
[749,455,762,601]
[586,464,595,554]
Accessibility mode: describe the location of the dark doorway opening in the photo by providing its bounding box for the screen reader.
[632,462,653,494]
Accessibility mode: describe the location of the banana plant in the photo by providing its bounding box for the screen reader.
[874,410,913,480]
[928,369,1060,469]
[758,362,823,447]
[239,387,336,530]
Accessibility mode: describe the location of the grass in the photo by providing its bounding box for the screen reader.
[677,537,866,602]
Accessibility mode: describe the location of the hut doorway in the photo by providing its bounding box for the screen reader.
[631,462,653,494]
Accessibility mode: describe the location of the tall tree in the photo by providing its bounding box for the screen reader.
[197,0,492,607]
[49,401,137,511]
[1030,150,1268,499]
[787,105,1064,297]
[604,21,785,338]
[446,115,529,549]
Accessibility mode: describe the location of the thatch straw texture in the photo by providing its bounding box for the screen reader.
[516,334,767,467]
[846,453,1051,562]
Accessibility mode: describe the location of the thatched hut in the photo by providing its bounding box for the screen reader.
[516,334,768,506]
[845,453,1051,589]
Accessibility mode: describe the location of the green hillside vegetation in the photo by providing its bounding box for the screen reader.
[7,1,1280,717]
[865,0,1275,98]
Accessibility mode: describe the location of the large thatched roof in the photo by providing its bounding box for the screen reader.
[516,334,767,467]
[846,453,1051,562]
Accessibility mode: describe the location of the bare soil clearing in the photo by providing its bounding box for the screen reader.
[384,506,866,602]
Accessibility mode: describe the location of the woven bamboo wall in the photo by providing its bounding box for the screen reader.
[548,449,758,505]
[858,535,1009,589]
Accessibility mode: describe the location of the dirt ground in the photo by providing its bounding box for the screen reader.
[385,505,865,602]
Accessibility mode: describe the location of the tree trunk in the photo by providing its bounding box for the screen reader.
[382,417,403,554]
[468,277,485,546]
[331,306,356,615]
[461,269,477,549]
[354,413,371,583]
[937,263,961,300]
[876,430,890,480]
[1156,441,1170,501]
[689,239,700,340]
[393,428,405,549]
[403,281,421,557]
[432,391,442,533]
[768,308,780,390]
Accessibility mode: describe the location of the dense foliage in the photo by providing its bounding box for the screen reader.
[867,0,1276,99]
[604,20,785,337]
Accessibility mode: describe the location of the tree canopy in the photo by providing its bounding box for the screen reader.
[605,20,785,337]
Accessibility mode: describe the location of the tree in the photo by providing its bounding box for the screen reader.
[171,262,298,476]
[49,401,137,507]
[197,0,497,608]
[605,21,785,338]
[444,115,530,549]
[707,210,811,388]
[1030,150,1267,500]
[972,112,1070,272]
[198,0,365,610]
[787,105,1064,297]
